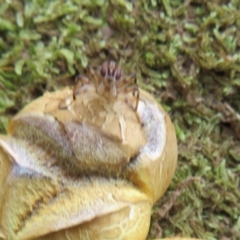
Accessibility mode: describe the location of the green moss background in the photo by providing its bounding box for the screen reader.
[0,0,239,239]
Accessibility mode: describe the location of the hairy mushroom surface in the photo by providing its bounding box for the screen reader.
[0,62,178,240]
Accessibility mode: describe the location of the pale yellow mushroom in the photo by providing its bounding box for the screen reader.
[0,62,200,240]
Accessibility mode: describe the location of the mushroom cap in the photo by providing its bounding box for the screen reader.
[0,85,177,240]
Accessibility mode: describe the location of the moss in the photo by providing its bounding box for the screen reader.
[0,0,239,239]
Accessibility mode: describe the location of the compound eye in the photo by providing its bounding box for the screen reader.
[115,66,122,80]
[100,62,109,77]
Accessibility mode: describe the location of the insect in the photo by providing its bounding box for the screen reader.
[73,61,140,111]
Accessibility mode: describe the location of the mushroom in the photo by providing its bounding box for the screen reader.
[0,62,179,240]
